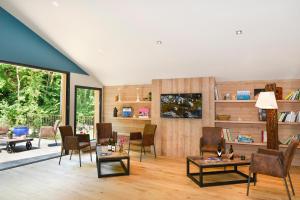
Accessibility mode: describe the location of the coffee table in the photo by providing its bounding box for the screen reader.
[96,145,130,178]
[0,137,33,153]
[187,156,254,187]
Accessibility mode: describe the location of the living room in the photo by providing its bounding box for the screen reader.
[0,1,300,200]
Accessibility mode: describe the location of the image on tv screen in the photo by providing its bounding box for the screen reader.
[160,93,202,118]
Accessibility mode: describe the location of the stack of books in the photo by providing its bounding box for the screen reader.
[278,111,300,123]
[222,128,233,142]
[285,90,300,100]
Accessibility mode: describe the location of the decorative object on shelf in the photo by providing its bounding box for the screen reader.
[228,145,234,160]
[224,93,231,100]
[122,107,133,117]
[117,88,121,102]
[222,128,233,142]
[115,95,119,102]
[275,87,283,100]
[231,94,236,100]
[138,107,150,118]
[240,155,246,160]
[214,87,220,100]
[217,143,222,157]
[148,92,152,101]
[237,90,251,100]
[254,88,265,100]
[113,107,118,117]
[238,135,253,143]
[255,85,279,149]
[216,114,231,121]
[136,88,140,102]
[258,108,267,121]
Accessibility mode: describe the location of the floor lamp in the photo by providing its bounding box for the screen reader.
[255,92,279,149]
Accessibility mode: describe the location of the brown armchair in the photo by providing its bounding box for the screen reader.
[96,123,117,145]
[247,140,300,200]
[128,124,157,162]
[200,127,225,156]
[58,125,92,167]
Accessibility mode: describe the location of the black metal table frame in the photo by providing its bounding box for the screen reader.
[96,155,130,178]
[187,158,255,187]
[3,139,33,153]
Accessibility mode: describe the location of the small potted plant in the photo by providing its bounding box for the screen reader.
[118,136,126,153]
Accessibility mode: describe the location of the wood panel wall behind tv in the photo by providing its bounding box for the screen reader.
[152,77,215,157]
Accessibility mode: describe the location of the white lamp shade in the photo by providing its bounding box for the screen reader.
[255,92,278,109]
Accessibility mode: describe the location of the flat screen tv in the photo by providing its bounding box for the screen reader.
[160,93,202,118]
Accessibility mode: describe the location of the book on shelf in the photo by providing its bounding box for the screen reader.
[284,89,300,100]
[261,130,267,143]
[236,90,251,100]
[278,111,300,123]
[221,128,233,142]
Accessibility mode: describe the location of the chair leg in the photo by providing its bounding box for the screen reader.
[143,146,146,155]
[140,145,143,162]
[79,150,82,167]
[70,150,73,160]
[288,172,295,196]
[153,144,157,158]
[59,148,63,165]
[128,143,131,155]
[283,177,292,200]
[253,173,257,186]
[247,171,251,196]
[90,146,93,162]
[54,137,58,146]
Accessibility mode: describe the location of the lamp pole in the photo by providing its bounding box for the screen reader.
[265,83,279,150]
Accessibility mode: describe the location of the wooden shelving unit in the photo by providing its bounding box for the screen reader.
[214,79,300,165]
[113,117,151,121]
[114,100,151,104]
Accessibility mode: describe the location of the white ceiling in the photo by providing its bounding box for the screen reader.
[1,0,300,85]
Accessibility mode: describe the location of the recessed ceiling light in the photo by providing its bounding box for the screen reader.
[52,1,59,7]
[236,30,243,35]
[156,40,162,45]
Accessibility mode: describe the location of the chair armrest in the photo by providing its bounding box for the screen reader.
[250,152,284,177]
[77,134,90,143]
[130,132,142,140]
[64,136,79,149]
[257,148,282,156]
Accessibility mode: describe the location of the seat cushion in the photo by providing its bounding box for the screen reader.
[79,142,90,149]
[129,140,142,145]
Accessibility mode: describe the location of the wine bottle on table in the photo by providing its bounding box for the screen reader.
[108,138,112,151]
[112,141,116,152]
[217,143,222,158]
[229,145,234,160]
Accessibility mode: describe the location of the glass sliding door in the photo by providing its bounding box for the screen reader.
[74,86,101,140]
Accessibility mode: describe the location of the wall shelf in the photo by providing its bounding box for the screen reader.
[114,101,151,104]
[113,117,151,121]
[215,120,300,125]
[215,100,300,103]
[226,141,300,149]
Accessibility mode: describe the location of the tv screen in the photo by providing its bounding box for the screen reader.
[160,93,202,118]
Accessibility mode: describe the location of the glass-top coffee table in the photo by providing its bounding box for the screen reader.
[187,156,254,187]
[96,145,130,178]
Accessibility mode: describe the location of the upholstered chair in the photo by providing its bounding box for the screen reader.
[58,125,92,167]
[247,140,300,200]
[96,123,117,145]
[129,124,157,162]
[38,120,60,148]
[200,127,225,156]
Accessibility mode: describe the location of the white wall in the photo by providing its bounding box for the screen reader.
[69,73,103,128]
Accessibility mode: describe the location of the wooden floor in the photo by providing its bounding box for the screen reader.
[0,152,300,200]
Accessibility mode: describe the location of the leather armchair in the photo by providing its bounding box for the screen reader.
[58,125,92,167]
[247,140,299,200]
[129,124,157,162]
[200,127,225,156]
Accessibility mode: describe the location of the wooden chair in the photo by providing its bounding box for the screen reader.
[200,127,225,156]
[58,125,92,167]
[128,124,157,162]
[96,123,117,145]
[247,140,300,200]
[38,120,60,148]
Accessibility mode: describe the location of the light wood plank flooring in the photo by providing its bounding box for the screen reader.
[0,152,299,200]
